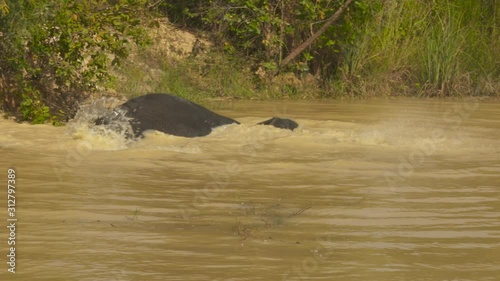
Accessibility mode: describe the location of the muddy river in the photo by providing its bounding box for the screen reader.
[1,98,499,280]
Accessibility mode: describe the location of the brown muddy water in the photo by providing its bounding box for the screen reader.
[1,98,499,281]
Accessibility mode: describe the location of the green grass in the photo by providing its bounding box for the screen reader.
[326,0,498,98]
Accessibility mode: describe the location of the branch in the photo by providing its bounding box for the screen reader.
[279,0,354,70]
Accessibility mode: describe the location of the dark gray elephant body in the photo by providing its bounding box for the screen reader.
[96,93,298,138]
[119,93,238,138]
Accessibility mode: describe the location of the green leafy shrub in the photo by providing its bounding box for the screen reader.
[0,0,149,123]
[155,0,362,75]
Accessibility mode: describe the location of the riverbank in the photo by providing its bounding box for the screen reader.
[106,15,498,105]
[1,1,498,125]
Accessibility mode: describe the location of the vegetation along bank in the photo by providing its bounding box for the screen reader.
[0,0,498,124]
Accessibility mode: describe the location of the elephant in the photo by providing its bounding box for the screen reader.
[95,93,298,138]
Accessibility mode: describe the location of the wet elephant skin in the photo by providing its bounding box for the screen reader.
[96,93,298,138]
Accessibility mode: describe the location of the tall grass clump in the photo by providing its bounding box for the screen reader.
[420,2,465,96]
[328,0,429,97]
[417,0,499,96]
[329,0,498,97]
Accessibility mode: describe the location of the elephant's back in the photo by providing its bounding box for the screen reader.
[119,93,238,137]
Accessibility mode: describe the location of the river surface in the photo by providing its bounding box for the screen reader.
[1,98,499,281]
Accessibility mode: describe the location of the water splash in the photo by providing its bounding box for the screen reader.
[67,97,135,150]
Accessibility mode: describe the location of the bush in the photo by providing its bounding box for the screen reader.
[0,0,149,124]
[154,0,365,76]
[157,0,498,97]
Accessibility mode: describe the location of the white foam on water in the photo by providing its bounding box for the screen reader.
[130,130,204,154]
[62,99,499,157]
[67,97,134,151]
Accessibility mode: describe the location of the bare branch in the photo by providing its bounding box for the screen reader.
[279,0,354,70]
